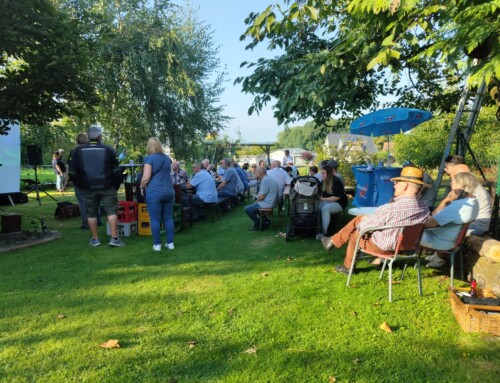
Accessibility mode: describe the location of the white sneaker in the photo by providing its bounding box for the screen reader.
[153,244,161,252]
[165,243,175,250]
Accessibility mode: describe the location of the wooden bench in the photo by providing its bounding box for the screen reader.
[258,207,274,230]
[216,196,229,214]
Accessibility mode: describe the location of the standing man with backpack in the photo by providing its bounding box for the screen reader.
[69,125,125,247]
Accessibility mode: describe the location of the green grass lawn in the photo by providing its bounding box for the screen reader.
[1,189,499,382]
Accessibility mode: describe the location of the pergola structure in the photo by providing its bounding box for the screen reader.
[203,140,277,166]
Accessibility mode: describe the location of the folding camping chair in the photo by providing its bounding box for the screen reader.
[346,223,426,302]
[419,222,471,287]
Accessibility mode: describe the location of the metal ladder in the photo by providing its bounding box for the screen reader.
[431,80,487,205]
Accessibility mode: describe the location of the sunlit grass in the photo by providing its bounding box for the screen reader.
[1,189,499,382]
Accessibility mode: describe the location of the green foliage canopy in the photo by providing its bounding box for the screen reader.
[277,121,328,150]
[60,0,229,160]
[393,106,500,170]
[0,0,96,135]
[237,0,500,125]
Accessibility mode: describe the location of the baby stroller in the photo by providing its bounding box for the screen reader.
[285,176,322,242]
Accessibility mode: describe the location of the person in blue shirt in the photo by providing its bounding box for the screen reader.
[185,162,218,219]
[140,137,175,252]
[233,161,249,194]
[118,149,127,162]
[217,158,239,198]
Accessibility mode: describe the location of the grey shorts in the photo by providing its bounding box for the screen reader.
[86,187,118,218]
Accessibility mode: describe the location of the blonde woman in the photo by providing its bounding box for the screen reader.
[140,137,175,251]
[422,172,479,268]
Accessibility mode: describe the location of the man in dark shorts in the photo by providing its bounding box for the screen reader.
[69,125,125,247]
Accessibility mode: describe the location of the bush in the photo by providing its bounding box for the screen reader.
[316,145,377,186]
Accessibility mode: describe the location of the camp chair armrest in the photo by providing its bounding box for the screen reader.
[358,225,405,236]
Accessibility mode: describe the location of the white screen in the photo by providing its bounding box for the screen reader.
[0,121,21,194]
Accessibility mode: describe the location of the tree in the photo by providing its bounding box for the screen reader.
[0,0,96,135]
[393,106,500,170]
[237,0,500,125]
[277,119,341,149]
[59,0,229,160]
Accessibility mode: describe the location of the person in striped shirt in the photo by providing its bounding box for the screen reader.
[320,166,430,275]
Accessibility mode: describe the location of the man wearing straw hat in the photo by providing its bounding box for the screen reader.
[320,166,430,275]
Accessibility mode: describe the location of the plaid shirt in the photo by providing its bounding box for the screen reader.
[358,196,429,251]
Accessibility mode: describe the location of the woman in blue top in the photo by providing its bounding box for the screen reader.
[140,137,175,251]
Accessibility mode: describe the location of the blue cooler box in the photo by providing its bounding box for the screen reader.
[352,165,376,207]
[373,167,402,206]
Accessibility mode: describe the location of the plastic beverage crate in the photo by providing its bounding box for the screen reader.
[117,201,138,222]
[106,221,137,237]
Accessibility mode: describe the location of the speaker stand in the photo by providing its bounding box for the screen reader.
[25,167,57,206]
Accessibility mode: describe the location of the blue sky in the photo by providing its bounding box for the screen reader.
[179,0,296,143]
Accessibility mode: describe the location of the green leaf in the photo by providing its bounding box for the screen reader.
[266,13,276,33]
[254,6,273,28]
[305,6,318,21]
[381,35,394,47]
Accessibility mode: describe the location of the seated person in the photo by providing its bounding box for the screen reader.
[234,161,249,195]
[236,169,245,199]
[309,165,323,182]
[207,164,217,179]
[217,164,226,178]
[245,163,258,189]
[244,166,279,231]
[258,159,269,170]
[185,162,217,219]
[330,160,344,186]
[267,160,288,209]
[217,158,238,198]
[287,160,300,177]
[423,172,480,269]
[171,161,188,184]
[321,159,344,185]
[444,154,465,176]
[319,165,348,235]
[402,161,436,210]
[320,166,430,274]
[449,164,492,236]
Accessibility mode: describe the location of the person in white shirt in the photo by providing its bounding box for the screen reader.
[282,150,293,166]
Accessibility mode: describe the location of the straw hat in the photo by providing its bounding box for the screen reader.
[390,166,430,187]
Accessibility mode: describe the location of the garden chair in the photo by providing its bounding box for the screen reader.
[347,223,426,302]
[419,222,471,287]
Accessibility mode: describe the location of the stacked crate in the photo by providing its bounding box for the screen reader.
[137,202,182,235]
[107,201,138,236]
[138,203,151,236]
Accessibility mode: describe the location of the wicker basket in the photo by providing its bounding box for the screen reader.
[449,287,500,336]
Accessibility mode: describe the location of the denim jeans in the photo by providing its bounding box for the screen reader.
[146,192,174,245]
[217,189,236,198]
[245,202,261,226]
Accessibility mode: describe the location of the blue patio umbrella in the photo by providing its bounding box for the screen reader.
[350,107,432,136]
[350,107,433,161]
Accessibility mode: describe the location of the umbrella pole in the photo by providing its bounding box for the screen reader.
[386,135,391,164]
